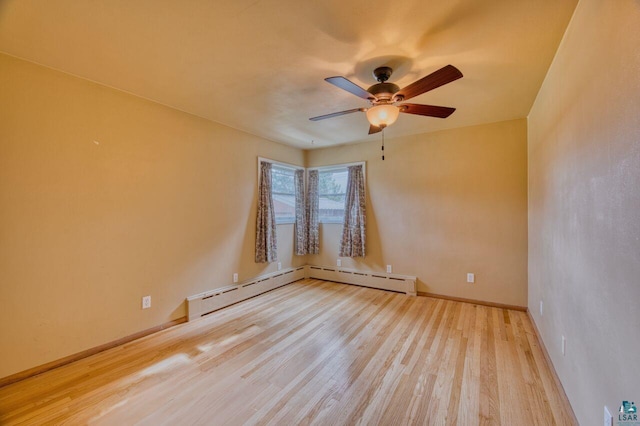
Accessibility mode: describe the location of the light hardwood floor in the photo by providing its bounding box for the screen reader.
[0,280,576,425]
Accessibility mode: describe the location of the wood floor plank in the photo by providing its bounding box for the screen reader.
[0,280,577,425]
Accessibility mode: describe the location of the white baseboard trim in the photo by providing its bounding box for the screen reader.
[186,266,306,321]
[305,264,417,296]
[187,263,417,321]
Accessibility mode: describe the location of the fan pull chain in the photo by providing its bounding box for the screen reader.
[381,129,385,161]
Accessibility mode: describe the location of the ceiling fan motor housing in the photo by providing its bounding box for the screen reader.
[369,67,399,102]
[368,82,400,102]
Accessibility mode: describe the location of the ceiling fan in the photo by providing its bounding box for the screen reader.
[310,65,463,134]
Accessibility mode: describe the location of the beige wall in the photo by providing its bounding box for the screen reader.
[528,1,640,424]
[0,54,304,379]
[307,119,529,307]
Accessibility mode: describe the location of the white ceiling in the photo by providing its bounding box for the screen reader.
[0,0,577,149]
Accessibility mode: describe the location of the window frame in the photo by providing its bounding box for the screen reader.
[258,157,304,225]
[307,161,366,224]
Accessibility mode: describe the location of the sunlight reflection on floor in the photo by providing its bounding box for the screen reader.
[93,397,129,420]
[137,353,192,377]
[197,325,262,353]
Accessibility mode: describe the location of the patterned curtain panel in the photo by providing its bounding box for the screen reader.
[306,169,320,254]
[339,165,366,257]
[255,161,277,263]
[294,169,307,255]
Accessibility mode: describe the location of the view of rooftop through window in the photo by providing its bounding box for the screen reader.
[318,168,347,223]
[271,165,296,224]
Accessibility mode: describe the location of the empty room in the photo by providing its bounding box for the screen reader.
[1,0,638,424]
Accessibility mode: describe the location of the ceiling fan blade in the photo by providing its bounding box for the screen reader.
[395,65,463,101]
[309,108,365,121]
[325,76,375,100]
[399,103,456,118]
[368,124,382,135]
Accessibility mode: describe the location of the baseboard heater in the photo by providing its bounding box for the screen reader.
[186,266,305,321]
[305,265,417,296]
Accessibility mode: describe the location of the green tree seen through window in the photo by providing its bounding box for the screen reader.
[272,167,295,194]
[318,172,346,201]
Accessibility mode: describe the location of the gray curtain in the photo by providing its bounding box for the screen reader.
[339,165,366,257]
[294,169,307,255]
[306,169,320,254]
[255,161,277,263]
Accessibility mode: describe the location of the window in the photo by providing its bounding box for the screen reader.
[258,158,363,225]
[317,166,349,223]
[259,159,302,224]
[271,165,296,224]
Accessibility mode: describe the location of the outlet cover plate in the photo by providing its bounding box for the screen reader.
[467,273,475,283]
[142,296,151,309]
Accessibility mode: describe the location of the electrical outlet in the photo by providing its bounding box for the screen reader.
[142,295,151,309]
[540,300,544,316]
[604,406,613,426]
[337,259,342,267]
[467,273,475,283]
[233,273,238,283]
[277,262,282,271]
[561,335,566,356]
[386,265,392,273]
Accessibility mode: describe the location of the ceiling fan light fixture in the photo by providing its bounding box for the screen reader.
[310,65,462,135]
[366,104,399,128]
